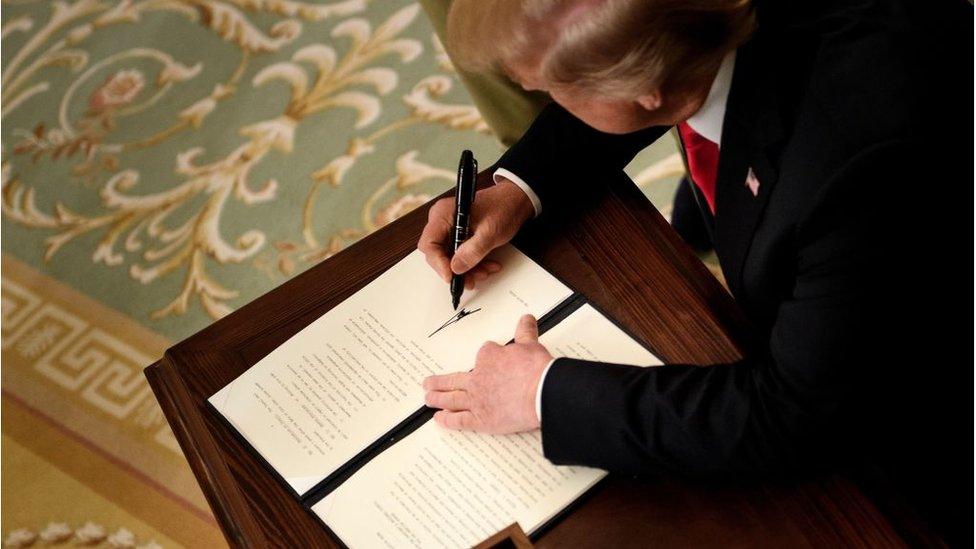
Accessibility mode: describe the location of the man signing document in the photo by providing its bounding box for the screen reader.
[416,1,971,543]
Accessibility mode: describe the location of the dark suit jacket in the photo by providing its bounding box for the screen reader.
[495,0,971,542]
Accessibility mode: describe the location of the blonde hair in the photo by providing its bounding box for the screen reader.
[446,0,755,98]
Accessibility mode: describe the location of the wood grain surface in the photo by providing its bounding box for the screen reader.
[146,171,925,548]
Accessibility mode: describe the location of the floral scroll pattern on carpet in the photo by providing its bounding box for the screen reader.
[2,1,505,334]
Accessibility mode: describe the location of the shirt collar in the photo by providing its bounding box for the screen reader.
[685,50,736,146]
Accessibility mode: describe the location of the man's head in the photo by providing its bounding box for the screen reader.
[446,0,754,133]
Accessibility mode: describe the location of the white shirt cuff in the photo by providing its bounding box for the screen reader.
[494,168,542,218]
[535,358,557,423]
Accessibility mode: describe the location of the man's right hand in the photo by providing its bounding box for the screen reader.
[417,177,535,289]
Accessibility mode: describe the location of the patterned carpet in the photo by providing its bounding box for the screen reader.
[1,1,682,546]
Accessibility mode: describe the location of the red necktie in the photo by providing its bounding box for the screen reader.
[677,122,719,213]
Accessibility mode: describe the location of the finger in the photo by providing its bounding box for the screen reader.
[418,202,454,282]
[464,268,490,290]
[424,390,470,411]
[433,410,478,431]
[423,249,452,283]
[418,240,452,283]
[475,341,502,363]
[513,314,539,344]
[466,261,503,290]
[418,200,452,247]
[451,229,496,275]
[468,261,502,281]
[482,260,502,274]
[422,371,469,392]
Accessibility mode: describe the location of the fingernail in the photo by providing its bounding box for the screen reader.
[452,257,468,274]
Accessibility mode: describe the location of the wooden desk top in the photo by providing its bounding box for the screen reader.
[145,173,921,548]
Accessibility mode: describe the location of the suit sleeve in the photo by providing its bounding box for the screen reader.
[539,144,901,477]
[494,103,668,215]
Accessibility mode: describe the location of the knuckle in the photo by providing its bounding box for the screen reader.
[471,233,493,253]
[466,372,480,392]
[476,342,497,362]
[433,198,451,214]
[479,215,499,234]
[455,248,473,263]
[477,341,492,355]
[418,235,436,252]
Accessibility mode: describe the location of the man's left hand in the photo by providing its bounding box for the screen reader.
[423,315,552,434]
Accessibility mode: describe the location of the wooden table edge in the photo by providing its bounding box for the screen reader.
[145,358,265,548]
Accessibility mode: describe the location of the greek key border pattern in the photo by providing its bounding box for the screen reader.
[2,277,179,454]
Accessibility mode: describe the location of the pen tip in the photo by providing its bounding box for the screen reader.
[452,297,459,311]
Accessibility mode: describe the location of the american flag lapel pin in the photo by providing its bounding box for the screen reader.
[745,167,760,197]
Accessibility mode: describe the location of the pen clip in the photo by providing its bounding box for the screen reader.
[470,157,478,204]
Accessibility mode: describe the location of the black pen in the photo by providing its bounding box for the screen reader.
[450,150,477,310]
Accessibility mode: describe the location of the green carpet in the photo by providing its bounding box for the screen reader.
[1,0,682,545]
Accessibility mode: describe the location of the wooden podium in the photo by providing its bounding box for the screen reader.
[145,172,926,547]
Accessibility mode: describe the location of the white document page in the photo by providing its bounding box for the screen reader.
[313,303,662,548]
[209,245,572,495]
